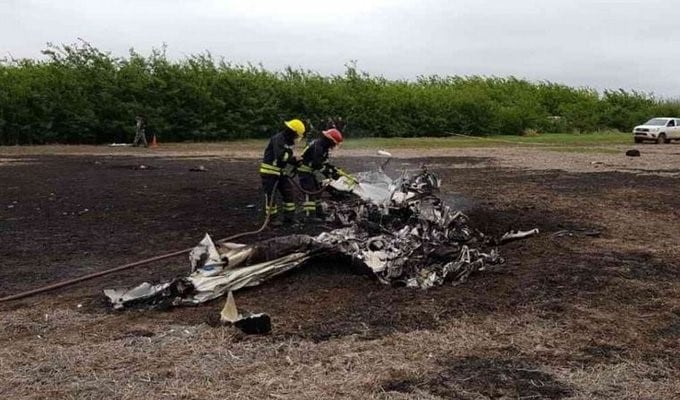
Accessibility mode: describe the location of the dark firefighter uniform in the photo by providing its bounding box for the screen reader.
[298,128,343,218]
[259,120,305,224]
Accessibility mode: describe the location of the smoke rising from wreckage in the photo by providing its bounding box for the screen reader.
[105,166,538,326]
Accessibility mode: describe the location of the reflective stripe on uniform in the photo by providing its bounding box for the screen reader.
[282,202,296,212]
[259,163,281,175]
[265,204,278,216]
[303,191,320,214]
[297,164,313,173]
[301,144,310,157]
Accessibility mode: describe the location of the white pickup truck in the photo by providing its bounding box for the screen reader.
[633,117,680,144]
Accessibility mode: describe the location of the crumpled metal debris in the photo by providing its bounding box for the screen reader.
[317,169,503,289]
[499,228,540,244]
[220,291,271,334]
[105,234,318,309]
[104,167,538,309]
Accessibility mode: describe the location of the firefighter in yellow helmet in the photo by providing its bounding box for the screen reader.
[259,119,306,226]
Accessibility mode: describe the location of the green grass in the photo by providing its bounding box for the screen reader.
[340,132,631,150]
[543,146,623,154]
[0,132,633,156]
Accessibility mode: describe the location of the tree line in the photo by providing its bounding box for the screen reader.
[1,41,678,145]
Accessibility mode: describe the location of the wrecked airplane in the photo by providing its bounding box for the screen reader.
[105,166,538,310]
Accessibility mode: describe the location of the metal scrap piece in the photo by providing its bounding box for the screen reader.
[499,228,540,244]
[220,291,271,334]
[105,167,538,310]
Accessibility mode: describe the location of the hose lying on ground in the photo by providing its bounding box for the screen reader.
[285,175,331,195]
[0,182,279,304]
[0,173,353,303]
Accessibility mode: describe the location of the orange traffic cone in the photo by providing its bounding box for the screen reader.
[150,135,158,148]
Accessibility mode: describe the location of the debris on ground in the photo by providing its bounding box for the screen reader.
[220,291,271,334]
[499,228,540,244]
[626,149,641,157]
[189,165,207,172]
[105,166,538,312]
[552,228,602,238]
[104,234,316,308]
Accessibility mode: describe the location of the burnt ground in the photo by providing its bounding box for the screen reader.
[1,149,679,399]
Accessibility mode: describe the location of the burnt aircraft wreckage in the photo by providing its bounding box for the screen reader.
[105,156,538,321]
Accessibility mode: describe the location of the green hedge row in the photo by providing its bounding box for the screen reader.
[1,42,678,144]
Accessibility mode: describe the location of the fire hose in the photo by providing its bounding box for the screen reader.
[1,149,385,304]
[284,166,358,196]
[286,176,331,195]
[288,175,340,196]
[0,181,280,303]
[0,169,360,303]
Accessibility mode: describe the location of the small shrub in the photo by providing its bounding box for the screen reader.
[521,128,542,137]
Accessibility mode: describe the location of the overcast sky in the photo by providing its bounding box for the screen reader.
[3,0,679,98]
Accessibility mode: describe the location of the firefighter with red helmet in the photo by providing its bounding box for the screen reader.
[297,128,345,221]
[259,119,306,226]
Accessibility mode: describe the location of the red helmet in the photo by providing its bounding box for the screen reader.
[322,128,343,145]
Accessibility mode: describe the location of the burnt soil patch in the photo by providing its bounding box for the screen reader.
[1,154,679,346]
[381,356,573,399]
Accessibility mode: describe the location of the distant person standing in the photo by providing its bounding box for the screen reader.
[133,115,148,147]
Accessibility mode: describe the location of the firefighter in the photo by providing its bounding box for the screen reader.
[297,128,344,222]
[259,119,306,226]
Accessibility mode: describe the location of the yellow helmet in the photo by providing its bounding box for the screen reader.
[284,119,306,137]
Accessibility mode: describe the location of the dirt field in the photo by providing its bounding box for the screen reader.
[1,144,679,399]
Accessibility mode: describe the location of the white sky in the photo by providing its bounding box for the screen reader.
[2,0,680,98]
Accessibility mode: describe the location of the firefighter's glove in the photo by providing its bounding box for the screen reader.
[324,165,341,180]
[313,170,327,183]
[282,163,297,177]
